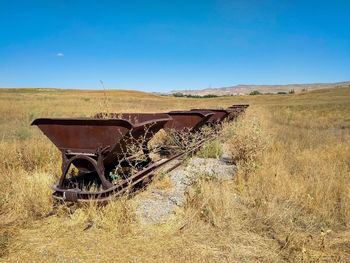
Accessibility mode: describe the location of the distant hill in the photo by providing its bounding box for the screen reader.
[172,81,350,96]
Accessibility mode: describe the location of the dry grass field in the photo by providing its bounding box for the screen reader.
[0,86,349,262]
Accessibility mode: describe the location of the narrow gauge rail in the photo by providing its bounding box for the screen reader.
[31,104,249,202]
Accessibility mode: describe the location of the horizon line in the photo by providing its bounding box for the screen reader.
[0,79,349,92]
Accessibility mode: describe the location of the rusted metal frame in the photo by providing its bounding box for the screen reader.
[33,115,170,189]
[101,117,170,167]
[59,146,113,190]
[166,111,214,132]
[53,150,174,201]
[33,106,248,203]
[52,136,210,202]
[228,105,249,115]
[189,113,214,131]
[190,109,231,124]
[42,116,171,202]
[223,109,240,120]
[229,104,249,108]
[31,118,133,156]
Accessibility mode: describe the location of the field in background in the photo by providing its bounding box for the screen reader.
[0,86,349,262]
[172,81,350,96]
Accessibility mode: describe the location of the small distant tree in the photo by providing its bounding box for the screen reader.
[173,92,184,97]
[289,89,295,94]
[203,94,218,98]
[249,90,261,95]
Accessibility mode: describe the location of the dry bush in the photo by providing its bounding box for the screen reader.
[182,179,281,262]
[0,138,59,242]
[0,138,59,173]
[197,139,223,159]
[66,198,137,235]
[224,108,268,176]
[0,170,54,257]
[149,126,216,157]
[222,106,350,261]
[1,171,54,223]
[159,129,204,154]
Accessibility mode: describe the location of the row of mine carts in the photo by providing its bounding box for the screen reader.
[32,104,249,202]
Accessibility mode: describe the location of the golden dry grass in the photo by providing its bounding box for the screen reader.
[0,86,349,262]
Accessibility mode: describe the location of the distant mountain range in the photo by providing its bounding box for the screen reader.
[171,81,350,96]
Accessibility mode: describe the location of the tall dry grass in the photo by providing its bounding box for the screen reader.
[0,87,349,262]
[225,106,350,261]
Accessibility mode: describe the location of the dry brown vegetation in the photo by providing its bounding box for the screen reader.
[0,86,349,262]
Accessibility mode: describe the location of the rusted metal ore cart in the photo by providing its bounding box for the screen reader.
[32,105,248,202]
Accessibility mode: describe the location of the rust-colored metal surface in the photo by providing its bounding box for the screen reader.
[32,118,133,154]
[230,104,249,108]
[166,111,213,131]
[190,109,231,124]
[228,104,249,111]
[32,115,170,165]
[31,105,248,202]
[227,104,250,118]
[94,113,170,124]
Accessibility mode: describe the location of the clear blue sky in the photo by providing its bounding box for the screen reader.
[0,0,349,92]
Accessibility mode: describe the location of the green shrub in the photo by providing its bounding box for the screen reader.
[173,92,185,97]
[197,139,223,159]
[173,93,219,98]
[249,90,261,95]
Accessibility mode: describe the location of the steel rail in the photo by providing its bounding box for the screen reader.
[52,137,210,202]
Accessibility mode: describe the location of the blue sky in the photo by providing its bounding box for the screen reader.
[0,0,349,92]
